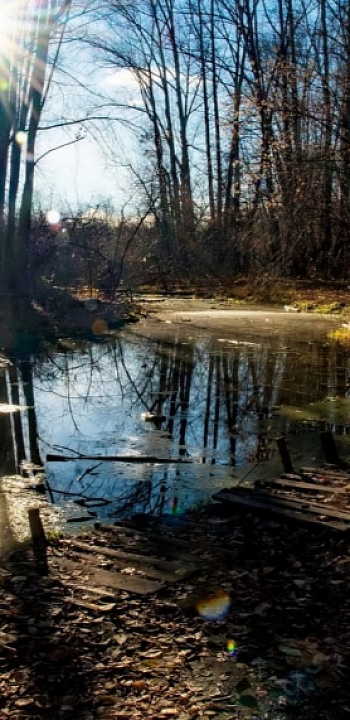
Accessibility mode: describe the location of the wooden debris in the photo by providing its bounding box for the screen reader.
[49,519,201,597]
[71,539,196,580]
[256,477,350,494]
[213,433,350,531]
[212,488,350,531]
[57,558,164,595]
[301,467,350,483]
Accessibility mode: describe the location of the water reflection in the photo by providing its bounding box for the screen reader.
[0,321,350,540]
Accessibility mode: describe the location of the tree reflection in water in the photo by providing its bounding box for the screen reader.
[0,326,349,528]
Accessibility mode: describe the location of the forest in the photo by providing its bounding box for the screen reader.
[3,5,350,719]
[1,0,350,297]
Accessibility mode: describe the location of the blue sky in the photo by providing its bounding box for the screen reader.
[34,42,143,215]
[35,131,133,213]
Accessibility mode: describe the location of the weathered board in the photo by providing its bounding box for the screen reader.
[71,539,195,581]
[256,477,350,494]
[50,519,202,598]
[212,488,350,531]
[57,557,164,595]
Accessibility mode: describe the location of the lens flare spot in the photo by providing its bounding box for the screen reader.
[46,209,60,225]
[15,131,26,146]
[227,639,238,657]
[0,78,9,92]
[92,318,108,335]
[170,496,180,515]
[196,592,231,621]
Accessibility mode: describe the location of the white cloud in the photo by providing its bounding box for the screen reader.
[103,68,141,91]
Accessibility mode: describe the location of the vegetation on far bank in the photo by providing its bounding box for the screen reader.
[227,276,350,313]
[2,206,350,354]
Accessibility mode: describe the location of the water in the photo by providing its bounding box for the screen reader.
[0,310,349,545]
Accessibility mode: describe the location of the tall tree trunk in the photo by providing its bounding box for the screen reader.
[319,0,333,277]
[210,0,223,224]
[195,0,215,221]
[164,0,195,237]
[15,7,52,291]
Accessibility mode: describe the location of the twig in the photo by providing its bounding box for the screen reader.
[236,461,260,487]
[76,463,102,482]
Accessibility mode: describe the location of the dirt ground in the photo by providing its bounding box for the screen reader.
[1,508,350,720]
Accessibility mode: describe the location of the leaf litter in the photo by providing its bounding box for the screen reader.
[1,507,350,719]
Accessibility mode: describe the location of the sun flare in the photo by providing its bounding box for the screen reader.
[0,1,35,85]
[0,1,17,45]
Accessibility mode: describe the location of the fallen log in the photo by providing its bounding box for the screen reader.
[46,453,192,464]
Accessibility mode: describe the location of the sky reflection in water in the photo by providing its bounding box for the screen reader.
[1,319,350,535]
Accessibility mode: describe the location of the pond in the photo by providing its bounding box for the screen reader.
[1,308,350,546]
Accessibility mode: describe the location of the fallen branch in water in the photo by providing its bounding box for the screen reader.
[46,453,192,464]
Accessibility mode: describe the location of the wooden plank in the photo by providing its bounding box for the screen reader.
[70,540,196,581]
[57,558,164,595]
[301,467,350,480]
[253,491,350,520]
[235,486,350,522]
[301,466,350,476]
[98,523,199,560]
[92,567,164,595]
[212,490,349,531]
[256,478,350,494]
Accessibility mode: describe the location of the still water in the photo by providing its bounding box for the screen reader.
[1,310,350,543]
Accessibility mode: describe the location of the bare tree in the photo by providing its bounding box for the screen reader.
[0,0,72,292]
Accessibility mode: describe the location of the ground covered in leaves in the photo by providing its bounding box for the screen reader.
[228,277,350,314]
[1,509,350,720]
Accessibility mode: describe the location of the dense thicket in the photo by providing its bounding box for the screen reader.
[89,0,350,281]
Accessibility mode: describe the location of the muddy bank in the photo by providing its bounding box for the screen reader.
[134,296,345,344]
